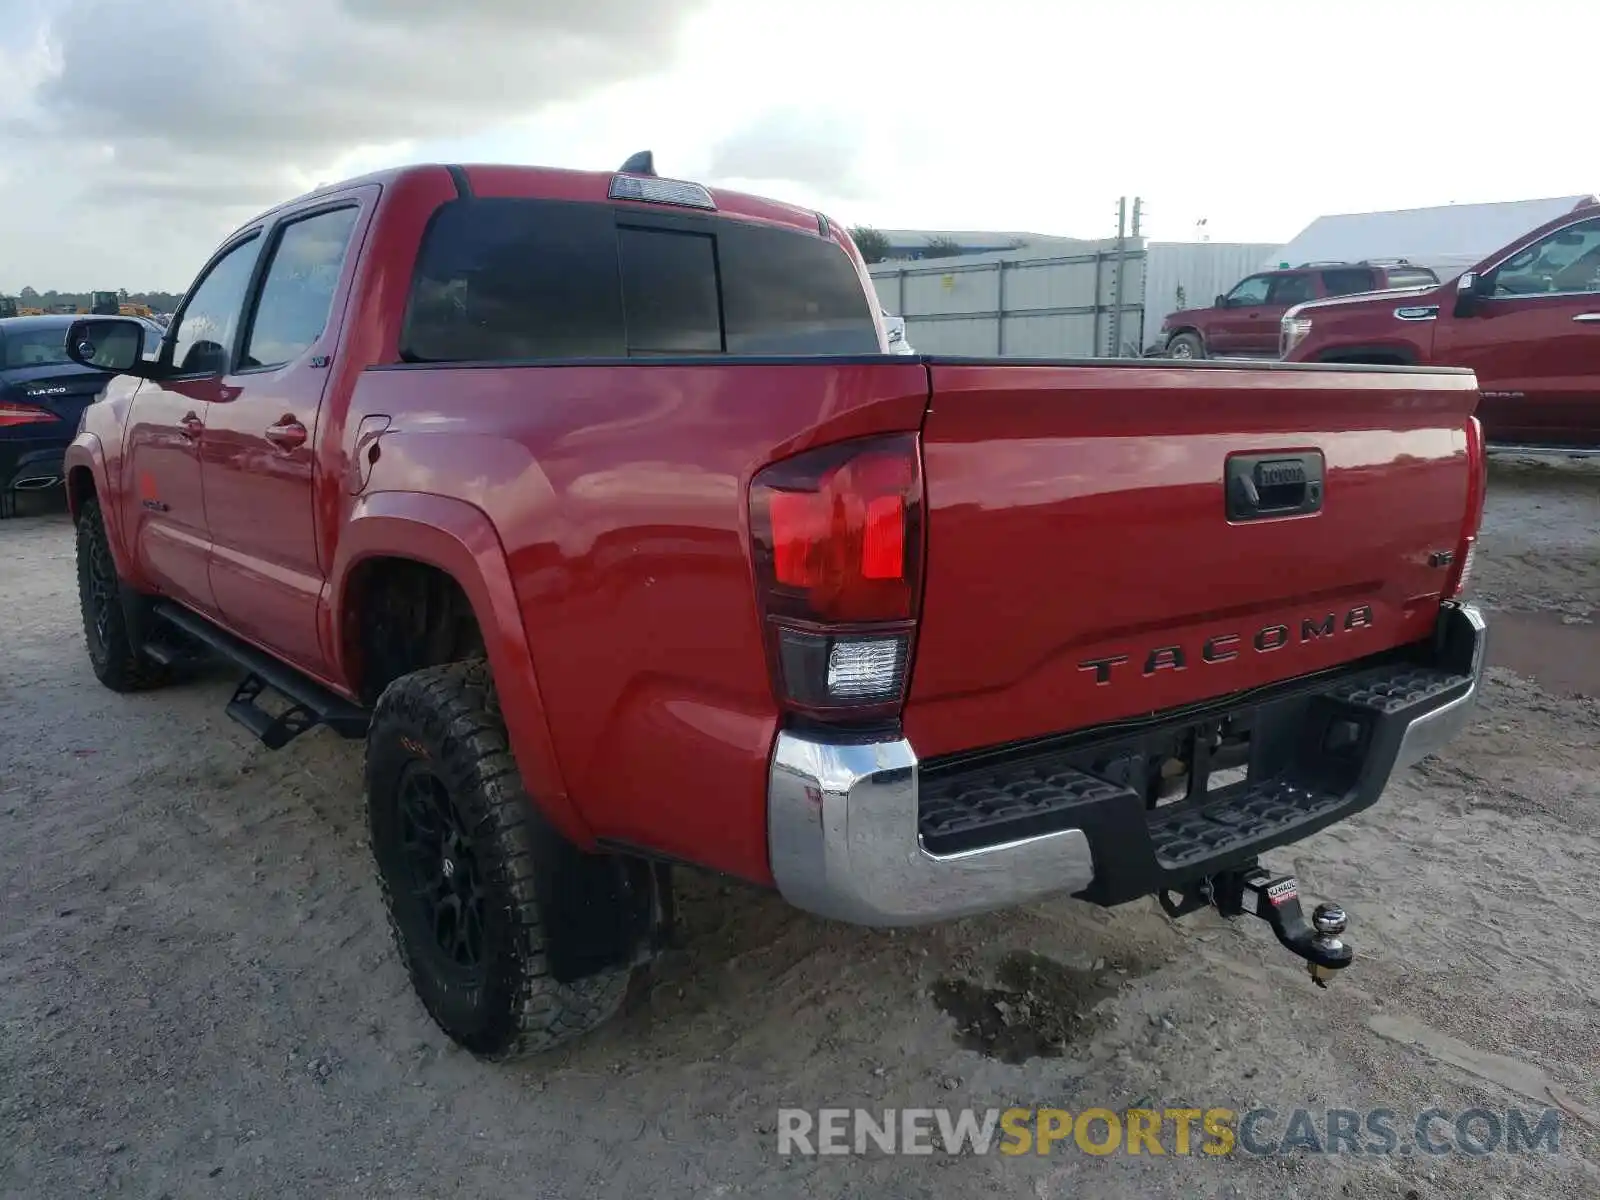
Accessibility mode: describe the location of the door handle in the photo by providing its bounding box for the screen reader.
[1572,313,1600,322]
[179,413,204,439]
[265,418,307,450]
[1226,451,1325,521]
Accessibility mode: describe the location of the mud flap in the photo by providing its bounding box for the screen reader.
[531,829,672,985]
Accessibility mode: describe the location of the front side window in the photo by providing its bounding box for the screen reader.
[1491,219,1600,296]
[1223,276,1271,307]
[241,207,360,370]
[168,235,262,374]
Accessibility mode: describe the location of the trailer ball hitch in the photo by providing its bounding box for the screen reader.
[1161,862,1353,986]
[1212,864,1352,986]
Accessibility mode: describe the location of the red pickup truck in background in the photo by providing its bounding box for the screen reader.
[64,156,1487,1061]
[1283,204,1600,451]
[1159,260,1439,359]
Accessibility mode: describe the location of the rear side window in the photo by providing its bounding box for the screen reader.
[402,198,878,362]
[1320,268,1377,296]
[1266,273,1315,305]
[718,222,879,354]
[404,200,625,362]
[241,206,360,370]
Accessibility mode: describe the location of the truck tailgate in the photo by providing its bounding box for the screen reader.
[904,362,1478,759]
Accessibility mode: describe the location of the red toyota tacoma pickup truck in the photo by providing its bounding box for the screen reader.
[63,156,1488,1061]
[1282,204,1600,451]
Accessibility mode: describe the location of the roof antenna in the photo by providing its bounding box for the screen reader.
[618,150,656,177]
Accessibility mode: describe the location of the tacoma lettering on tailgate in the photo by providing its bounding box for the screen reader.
[1077,605,1375,684]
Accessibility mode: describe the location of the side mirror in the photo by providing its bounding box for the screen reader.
[65,318,153,376]
[1453,271,1488,318]
[1215,293,1228,308]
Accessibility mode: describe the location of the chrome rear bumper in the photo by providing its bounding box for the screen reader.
[767,734,1094,925]
[767,604,1486,927]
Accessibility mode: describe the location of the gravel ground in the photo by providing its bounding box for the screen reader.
[2,459,1597,1200]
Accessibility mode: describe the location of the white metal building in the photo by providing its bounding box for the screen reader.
[1268,195,1597,281]
[868,238,1278,358]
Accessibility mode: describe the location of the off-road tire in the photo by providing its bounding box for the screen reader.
[366,660,630,1059]
[1167,331,1205,360]
[75,498,170,692]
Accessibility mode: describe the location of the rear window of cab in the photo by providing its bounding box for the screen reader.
[401,198,881,363]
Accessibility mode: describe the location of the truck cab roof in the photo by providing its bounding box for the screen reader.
[233,161,834,244]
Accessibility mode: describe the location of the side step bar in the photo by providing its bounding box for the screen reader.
[151,602,371,749]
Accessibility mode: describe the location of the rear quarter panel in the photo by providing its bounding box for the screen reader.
[341,359,929,883]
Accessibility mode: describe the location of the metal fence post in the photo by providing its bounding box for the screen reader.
[995,259,1006,356]
[1091,251,1104,359]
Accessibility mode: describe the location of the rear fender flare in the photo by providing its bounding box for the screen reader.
[330,491,590,846]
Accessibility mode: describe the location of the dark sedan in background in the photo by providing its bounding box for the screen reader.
[0,314,161,517]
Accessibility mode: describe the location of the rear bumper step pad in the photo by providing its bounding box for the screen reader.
[915,658,1475,906]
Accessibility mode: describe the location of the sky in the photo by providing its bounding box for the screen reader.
[0,0,1592,294]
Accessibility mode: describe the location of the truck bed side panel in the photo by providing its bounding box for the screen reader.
[344,359,929,884]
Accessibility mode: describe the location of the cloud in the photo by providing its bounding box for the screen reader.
[0,0,708,291]
[707,108,871,200]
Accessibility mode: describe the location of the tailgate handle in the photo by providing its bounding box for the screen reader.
[1226,452,1324,521]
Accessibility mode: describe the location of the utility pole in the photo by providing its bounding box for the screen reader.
[1130,197,1145,354]
[1108,197,1127,357]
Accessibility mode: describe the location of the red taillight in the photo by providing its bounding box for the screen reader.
[1443,416,1487,599]
[750,434,923,718]
[0,402,57,428]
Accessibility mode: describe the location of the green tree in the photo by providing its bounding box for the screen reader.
[921,236,964,259]
[849,225,891,264]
